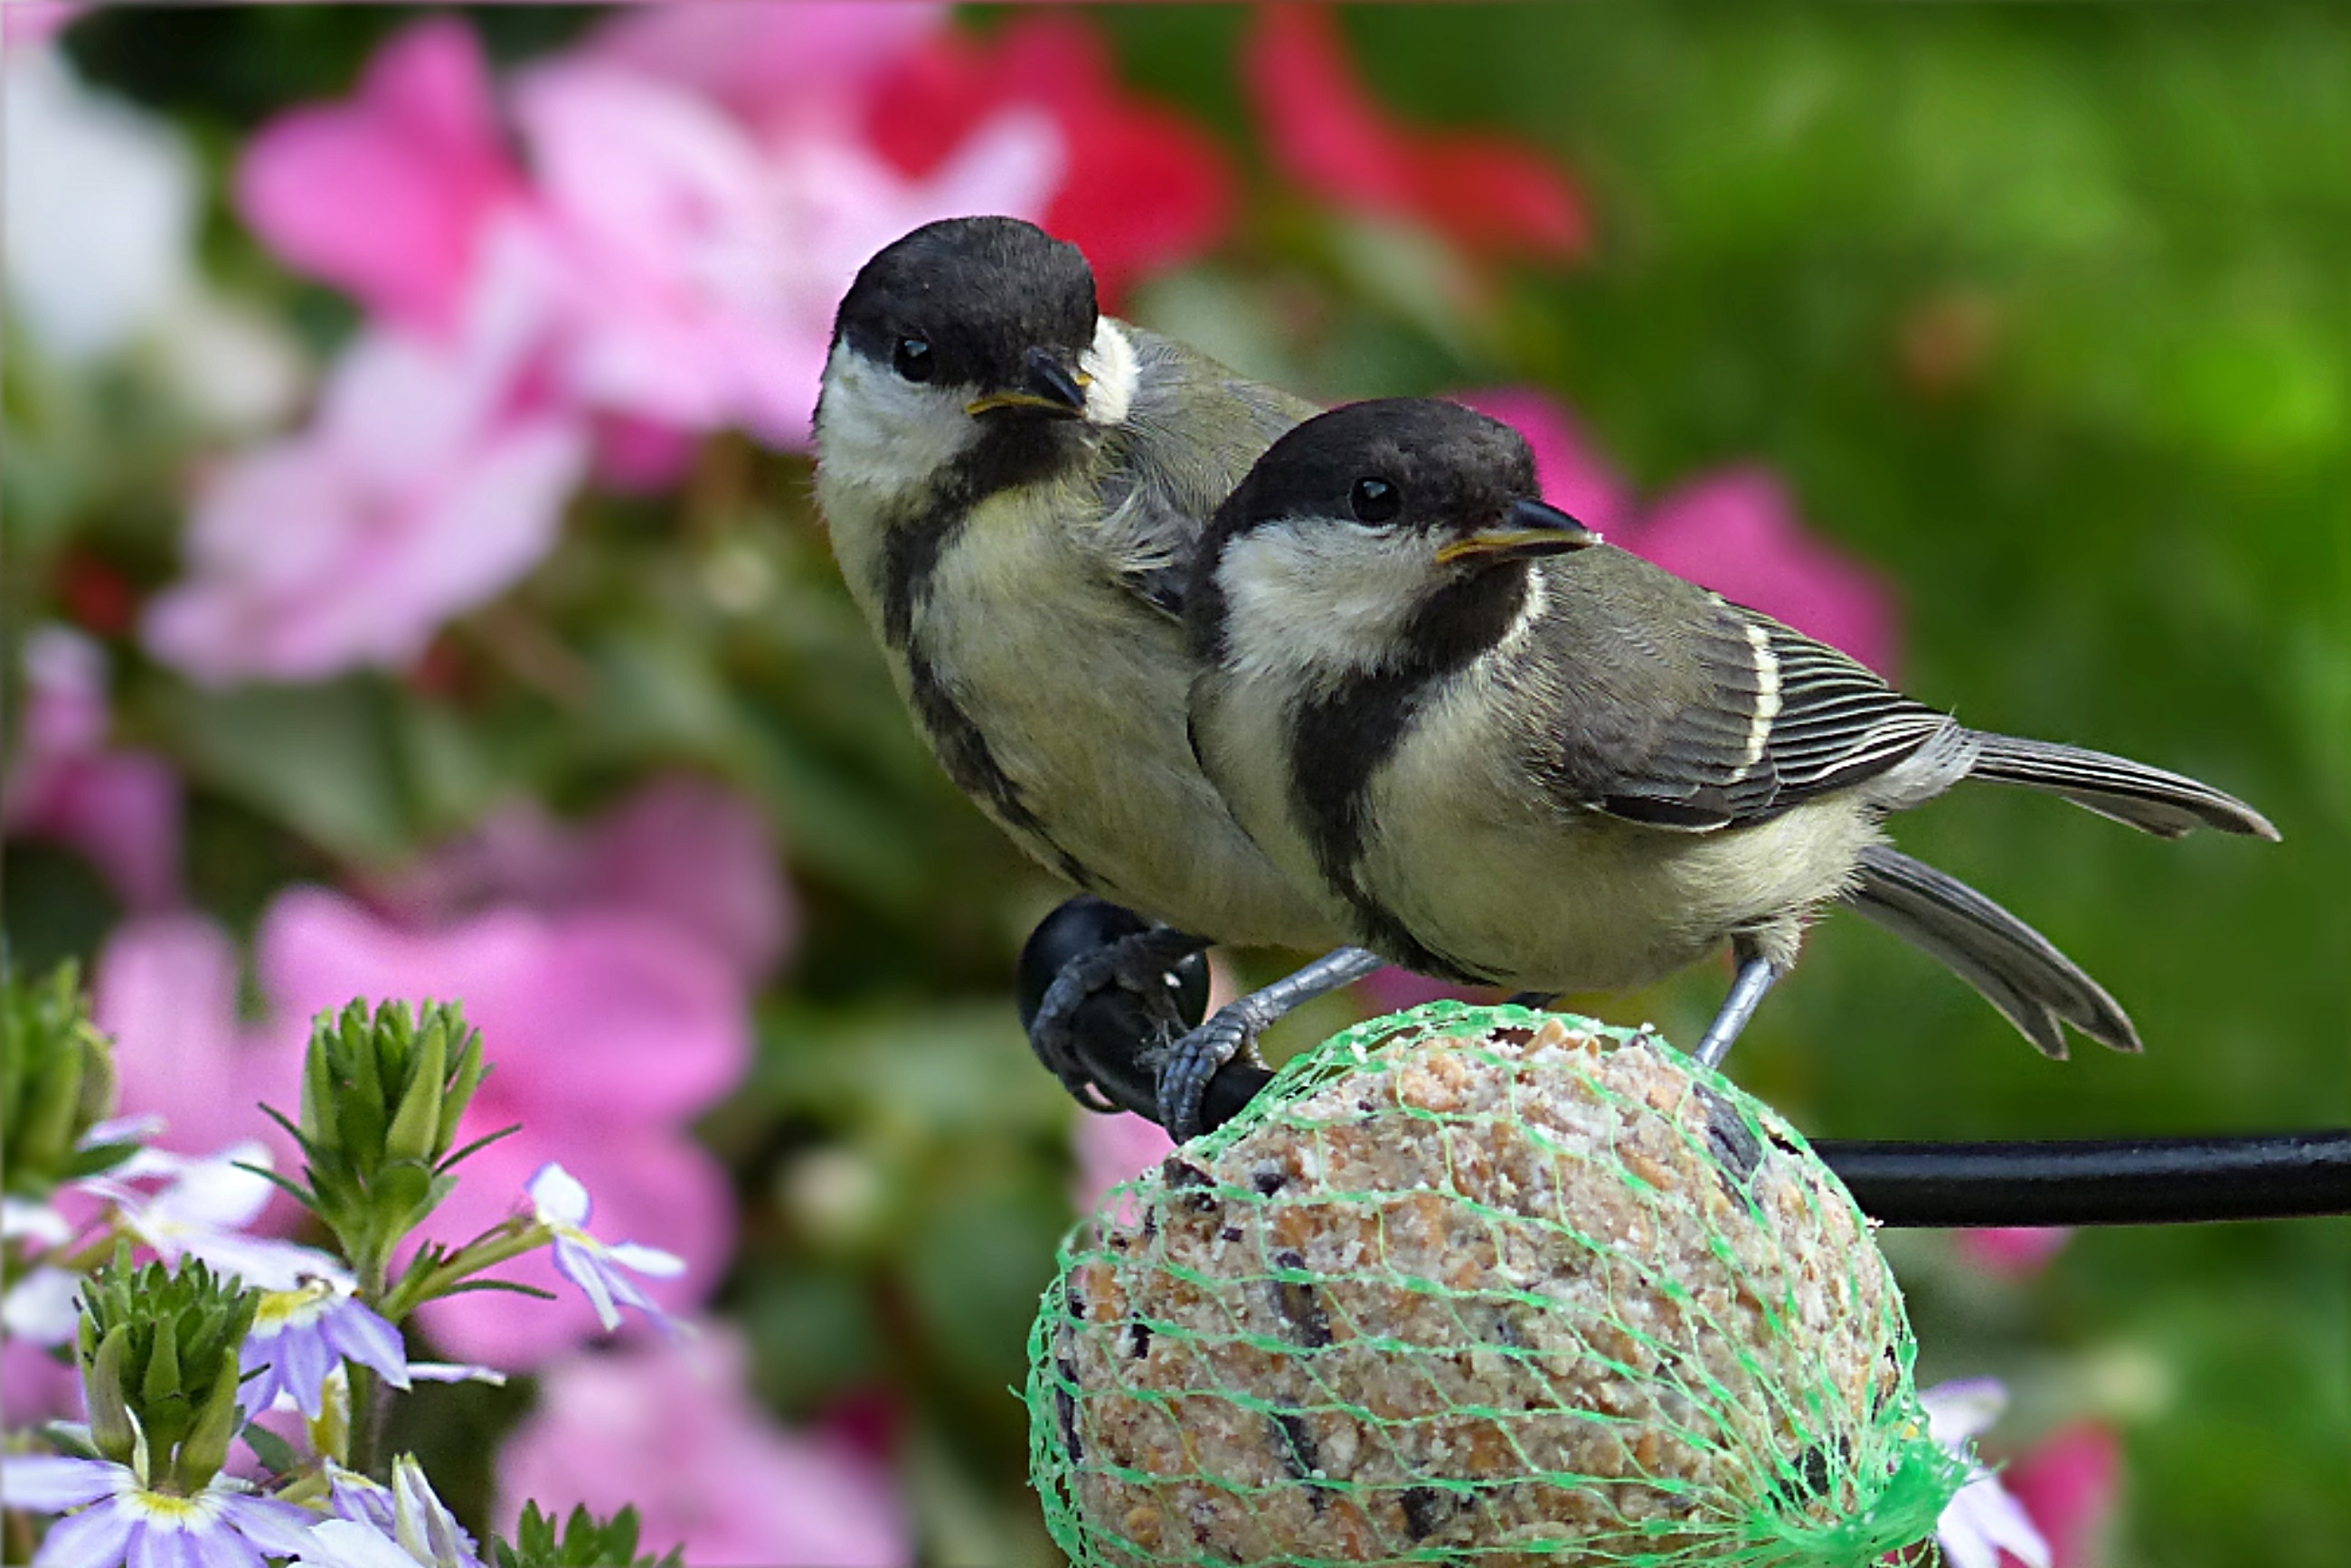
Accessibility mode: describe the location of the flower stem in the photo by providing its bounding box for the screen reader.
[375,1220,550,1322]
[348,1252,394,1478]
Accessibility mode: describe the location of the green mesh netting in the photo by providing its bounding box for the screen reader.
[1027,1002,1963,1568]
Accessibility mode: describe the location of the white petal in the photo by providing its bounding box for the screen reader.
[3,1265,88,1344]
[1921,1376,2009,1448]
[1946,1475,2054,1568]
[288,1519,419,1568]
[146,1142,276,1231]
[402,1362,506,1387]
[525,1163,590,1227]
[600,1241,686,1279]
[80,1113,167,1148]
[1,1197,74,1247]
[0,1453,131,1508]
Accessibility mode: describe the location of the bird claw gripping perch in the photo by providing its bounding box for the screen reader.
[1020,899,1210,1114]
[1156,946,1387,1139]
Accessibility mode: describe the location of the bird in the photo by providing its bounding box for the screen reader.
[813,215,1367,1102]
[1172,396,2278,1135]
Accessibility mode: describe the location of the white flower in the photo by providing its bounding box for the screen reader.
[1922,1377,2054,1568]
[2,1264,86,1347]
[526,1162,685,1335]
[2,46,196,363]
[90,1142,353,1292]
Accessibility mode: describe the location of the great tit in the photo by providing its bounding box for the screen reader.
[814,217,1361,1098]
[1172,398,2277,1132]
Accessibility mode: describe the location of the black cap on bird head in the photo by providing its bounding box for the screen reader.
[832,216,1100,419]
[1206,399,1600,561]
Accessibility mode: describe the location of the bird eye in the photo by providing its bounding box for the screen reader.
[893,336,935,383]
[1350,477,1402,524]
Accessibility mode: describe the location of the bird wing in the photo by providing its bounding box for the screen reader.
[1092,328,1318,621]
[1527,561,1953,830]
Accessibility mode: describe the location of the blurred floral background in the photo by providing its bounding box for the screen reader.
[3,5,2346,1565]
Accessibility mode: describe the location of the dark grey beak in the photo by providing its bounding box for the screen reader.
[1432,497,1602,565]
[965,346,1091,420]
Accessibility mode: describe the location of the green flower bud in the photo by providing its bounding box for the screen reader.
[282,998,486,1276]
[74,1248,260,1492]
[85,1323,137,1468]
[1,962,128,1199]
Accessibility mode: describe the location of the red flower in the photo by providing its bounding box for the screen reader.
[865,13,1234,305]
[1245,5,1591,264]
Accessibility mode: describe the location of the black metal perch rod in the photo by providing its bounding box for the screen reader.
[1815,1130,2351,1226]
[1017,903,2351,1232]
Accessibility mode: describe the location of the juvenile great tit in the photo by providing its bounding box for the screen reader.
[814,217,1362,1097]
[1170,398,2278,1134]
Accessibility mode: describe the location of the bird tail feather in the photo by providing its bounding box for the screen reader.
[1840,844,2140,1059]
[1964,732,2278,841]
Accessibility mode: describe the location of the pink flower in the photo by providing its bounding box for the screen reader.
[2,4,84,48]
[237,19,525,334]
[93,914,306,1171]
[581,2,941,140]
[256,888,744,1370]
[1459,387,1901,673]
[1072,1113,1175,1220]
[1452,390,1637,536]
[371,774,795,991]
[1631,470,1900,676]
[3,627,183,911]
[496,1329,910,1568]
[1245,5,1591,266]
[866,11,1235,306]
[0,1336,83,1428]
[509,47,1062,448]
[2004,1424,2122,1568]
[1958,1227,2076,1280]
[144,227,589,685]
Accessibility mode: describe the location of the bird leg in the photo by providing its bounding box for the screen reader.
[1029,925,1210,1113]
[1157,946,1387,1139]
[1693,938,1788,1071]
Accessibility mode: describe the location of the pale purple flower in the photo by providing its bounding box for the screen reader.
[144,222,589,685]
[0,1452,316,1568]
[305,1456,484,1568]
[496,1328,911,1567]
[1922,1378,2055,1568]
[241,1282,411,1421]
[527,1163,686,1337]
[257,887,741,1370]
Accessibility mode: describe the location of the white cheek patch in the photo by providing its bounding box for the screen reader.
[815,342,980,498]
[1214,522,1435,691]
[1081,316,1139,428]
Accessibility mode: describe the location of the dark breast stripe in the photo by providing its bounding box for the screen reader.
[1283,575,1524,986]
[882,424,1100,891]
